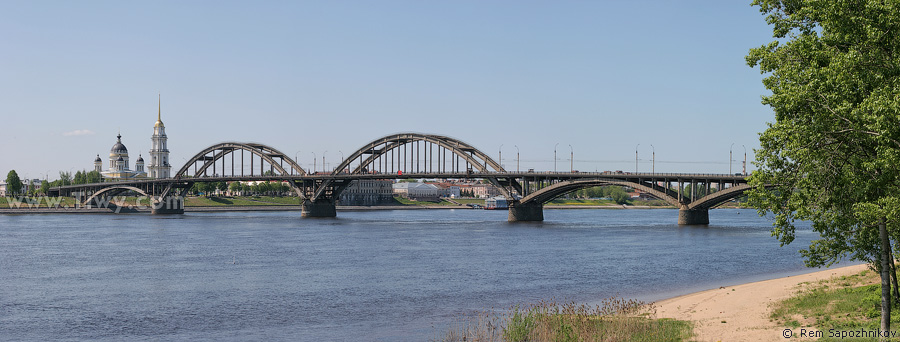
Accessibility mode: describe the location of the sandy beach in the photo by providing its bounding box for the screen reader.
[655,263,870,342]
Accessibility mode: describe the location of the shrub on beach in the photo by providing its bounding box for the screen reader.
[434,297,693,342]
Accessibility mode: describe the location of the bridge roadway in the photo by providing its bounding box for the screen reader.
[52,171,749,225]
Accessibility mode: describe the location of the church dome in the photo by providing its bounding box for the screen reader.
[110,134,128,153]
[94,154,102,162]
[116,156,125,162]
[136,155,144,163]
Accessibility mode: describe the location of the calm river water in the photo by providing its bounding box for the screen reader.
[1,208,826,341]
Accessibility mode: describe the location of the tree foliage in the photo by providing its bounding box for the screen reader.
[747,0,900,266]
[572,186,632,205]
[5,170,22,195]
[746,0,900,333]
[58,171,72,186]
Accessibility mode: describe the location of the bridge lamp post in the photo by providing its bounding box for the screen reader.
[514,145,520,172]
[569,144,573,172]
[498,144,503,171]
[294,151,301,175]
[311,152,316,173]
[729,143,735,175]
[323,150,327,173]
[635,144,640,173]
[650,144,655,174]
[338,150,344,173]
[742,145,747,176]
[554,143,559,172]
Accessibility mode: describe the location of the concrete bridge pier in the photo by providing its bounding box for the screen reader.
[302,200,337,218]
[151,196,185,214]
[678,208,709,225]
[508,202,544,222]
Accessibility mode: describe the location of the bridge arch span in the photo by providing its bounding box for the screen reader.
[308,133,511,202]
[687,183,754,210]
[517,179,683,208]
[174,142,305,179]
[333,133,506,175]
[82,185,151,206]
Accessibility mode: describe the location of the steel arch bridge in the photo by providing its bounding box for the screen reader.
[51,132,753,224]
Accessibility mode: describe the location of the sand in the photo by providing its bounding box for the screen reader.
[654,264,870,342]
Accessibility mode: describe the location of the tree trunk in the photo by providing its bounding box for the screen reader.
[880,218,891,340]
[890,245,900,306]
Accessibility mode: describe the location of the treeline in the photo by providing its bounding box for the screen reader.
[189,181,293,197]
[4,170,101,196]
[570,186,632,204]
[568,184,720,205]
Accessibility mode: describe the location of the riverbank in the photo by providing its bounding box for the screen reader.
[655,263,869,342]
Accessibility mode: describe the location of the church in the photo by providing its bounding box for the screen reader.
[93,96,171,180]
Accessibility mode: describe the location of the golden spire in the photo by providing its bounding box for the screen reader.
[155,93,164,128]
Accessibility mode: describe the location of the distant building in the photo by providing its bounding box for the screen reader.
[484,196,508,209]
[0,181,6,196]
[23,179,45,194]
[470,184,501,198]
[98,134,148,180]
[393,182,441,201]
[629,191,655,200]
[427,182,461,198]
[340,179,394,205]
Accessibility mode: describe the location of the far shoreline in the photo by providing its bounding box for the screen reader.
[0,203,707,214]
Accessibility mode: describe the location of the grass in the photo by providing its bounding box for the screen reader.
[184,196,298,207]
[770,267,900,341]
[546,199,620,206]
[434,297,693,342]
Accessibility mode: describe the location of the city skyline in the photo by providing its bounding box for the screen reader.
[2,1,774,180]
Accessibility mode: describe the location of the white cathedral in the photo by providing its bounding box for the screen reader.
[93,97,171,180]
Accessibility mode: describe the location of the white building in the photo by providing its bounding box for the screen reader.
[393,182,441,200]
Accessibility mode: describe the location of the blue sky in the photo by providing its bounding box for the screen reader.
[2,1,776,180]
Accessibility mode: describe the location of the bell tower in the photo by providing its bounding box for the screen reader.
[149,94,171,178]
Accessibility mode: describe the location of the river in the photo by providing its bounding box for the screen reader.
[0,208,824,341]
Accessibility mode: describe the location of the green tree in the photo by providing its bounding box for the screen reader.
[216,181,227,195]
[5,170,22,196]
[39,180,49,195]
[607,186,630,205]
[229,181,242,195]
[58,171,72,186]
[257,182,271,196]
[73,170,86,185]
[746,0,900,333]
[85,171,102,184]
